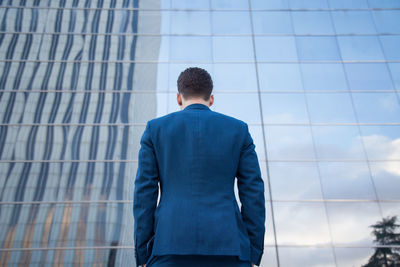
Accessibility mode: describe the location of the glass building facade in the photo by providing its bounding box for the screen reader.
[0,0,400,266]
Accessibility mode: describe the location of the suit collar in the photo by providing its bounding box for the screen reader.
[183,103,210,111]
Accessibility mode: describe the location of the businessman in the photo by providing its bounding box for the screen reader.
[133,67,265,267]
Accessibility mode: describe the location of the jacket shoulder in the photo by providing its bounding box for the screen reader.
[148,110,248,130]
[210,110,248,128]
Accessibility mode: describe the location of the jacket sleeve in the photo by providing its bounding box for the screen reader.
[133,121,159,266]
[236,123,266,266]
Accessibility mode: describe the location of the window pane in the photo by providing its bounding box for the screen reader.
[252,11,293,34]
[388,63,400,90]
[269,162,323,200]
[312,125,366,160]
[255,37,298,62]
[135,11,165,34]
[318,161,376,199]
[368,0,400,8]
[170,11,211,34]
[369,162,400,200]
[327,202,382,246]
[344,63,394,90]
[337,36,384,60]
[335,247,376,267]
[328,0,368,8]
[372,10,400,34]
[262,93,309,123]
[171,0,210,8]
[169,36,212,62]
[300,63,348,90]
[259,247,278,267]
[265,126,315,160]
[306,93,356,123]
[380,35,400,60]
[212,11,251,34]
[274,202,331,245]
[292,11,335,34]
[211,0,249,9]
[278,247,336,267]
[331,11,376,34]
[288,0,329,8]
[352,93,400,123]
[213,64,258,91]
[296,37,340,61]
[212,93,262,124]
[213,36,254,62]
[381,203,400,224]
[248,126,266,161]
[258,63,303,91]
[359,125,400,160]
[134,36,167,61]
[250,0,289,9]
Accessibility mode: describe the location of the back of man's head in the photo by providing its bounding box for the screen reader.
[177,67,213,101]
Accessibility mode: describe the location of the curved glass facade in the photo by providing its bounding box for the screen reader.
[0,0,400,266]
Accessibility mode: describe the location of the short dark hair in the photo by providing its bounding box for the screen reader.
[177,67,213,101]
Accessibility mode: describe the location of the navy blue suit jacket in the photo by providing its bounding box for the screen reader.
[133,103,266,266]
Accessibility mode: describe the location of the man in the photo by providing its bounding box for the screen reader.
[133,67,265,267]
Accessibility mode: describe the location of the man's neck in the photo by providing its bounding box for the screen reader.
[181,100,209,110]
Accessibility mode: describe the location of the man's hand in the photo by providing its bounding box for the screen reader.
[252,263,254,267]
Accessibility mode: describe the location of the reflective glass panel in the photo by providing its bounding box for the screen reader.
[213,64,258,91]
[380,35,400,60]
[292,11,335,34]
[388,63,400,90]
[352,93,400,123]
[380,202,400,223]
[255,37,298,62]
[212,92,262,124]
[372,10,400,34]
[344,63,394,90]
[327,202,382,246]
[259,247,279,267]
[171,0,210,8]
[318,161,377,199]
[211,0,249,9]
[265,126,316,160]
[296,37,340,61]
[169,11,211,34]
[261,93,309,123]
[337,36,385,60]
[274,202,331,245]
[300,63,348,90]
[306,93,356,123]
[359,125,400,161]
[258,63,303,91]
[369,0,400,7]
[328,0,368,8]
[288,0,329,8]
[369,162,400,200]
[331,11,376,34]
[312,125,367,160]
[278,247,336,267]
[213,36,254,62]
[250,0,289,9]
[169,36,212,62]
[212,11,251,34]
[269,162,323,200]
[252,11,293,34]
[334,247,376,267]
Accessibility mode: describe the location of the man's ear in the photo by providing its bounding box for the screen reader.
[209,94,214,107]
[177,93,182,106]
